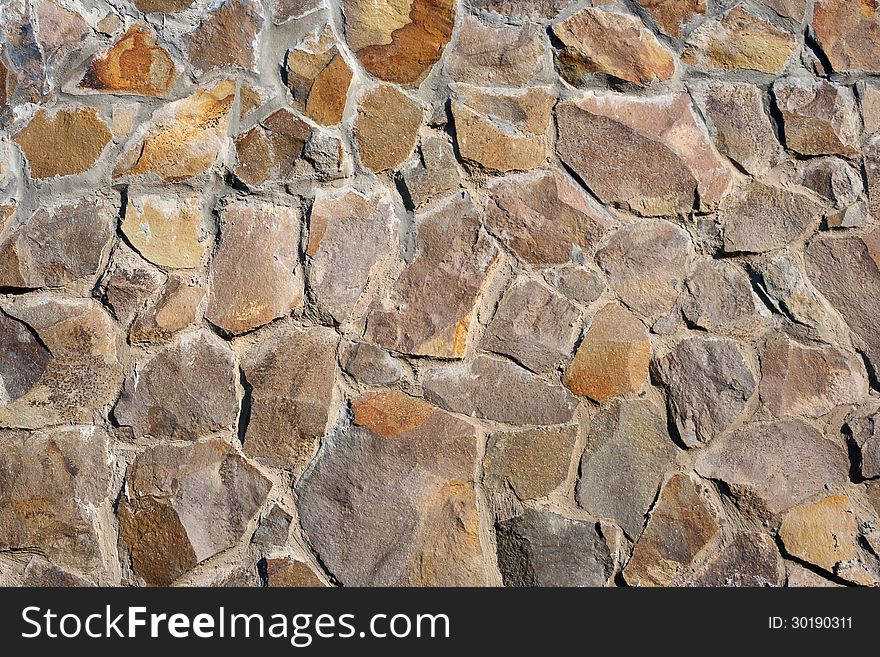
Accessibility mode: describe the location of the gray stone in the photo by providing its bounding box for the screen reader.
[485,425,577,501]
[543,266,605,305]
[445,16,544,85]
[251,505,293,547]
[802,157,863,209]
[0,308,51,404]
[399,136,461,209]
[682,532,782,587]
[847,411,880,479]
[20,557,90,587]
[773,78,861,157]
[682,260,765,335]
[341,342,404,386]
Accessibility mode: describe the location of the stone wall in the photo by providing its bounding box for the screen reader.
[1,0,879,587]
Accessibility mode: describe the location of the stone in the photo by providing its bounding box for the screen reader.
[365,194,498,358]
[471,0,575,20]
[263,558,324,587]
[353,85,422,172]
[682,260,764,334]
[399,136,461,209]
[637,0,706,37]
[694,419,850,517]
[122,194,208,269]
[828,201,870,230]
[802,158,863,209]
[421,355,577,425]
[683,532,782,587]
[787,562,841,587]
[682,5,797,73]
[0,199,114,288]
[446,17,544,86]
[779,495,859,573]
[484,425,577,501]
[306,189,397,323]
[205,200,302,335]
[485,172,613,267]
[848,412,880,479]
[115,79,235,181]
[35,1,88,69]
[133,0,193,11]
[496,509,614,587]
[113,331,238,440]
[545,267,605,305]
[483,278,580,374]
[721,182,822,254]
[131,277,205,343]
[118,440,271,586]
[302,130,347,180]
[0,309,51,404]
[761,0,806,20]
[556,92,731,215]
[341,342,403,386]
[596,220,694,322]
[20,558,90,587]
[285,27,353,126]
[271,0,322,23]
[0,426,112,574]
[13,107,111,178]
[869,138,880,220]
[773,79,861,157]
[653,336,756,447]
[297,391,489,586]
[183,0,264,75]
[452,87,553,173]
[760,334,867,418]
[699,81,779,176]
[77,25,178,98]
[0,295,123,429]
[251,505,293,546]
[623,474,720,587]
[564,303,649,402]
[240,327,338,470]
[858,81,880,138]
[234,109,312,186]
[812,0,880,73]
[553,8,676,86]
[100,246,167,325]
[342,0,456,87]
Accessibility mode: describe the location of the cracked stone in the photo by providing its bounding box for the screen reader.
[446,16,544,86]
[802,158,864,209]
[234,108,312,187]
[354,85,422,172]
[774,79,861,157]
[130,276,205,344]
[99,245,167,325]
[183,0,264,75]
[682,260,765,335]
[122,193,208,270]
[0,309,51,405]
[13,107,111,179]
[285,26,353,126]
[779,495,859,574]
[485,425,577,502]
[399,136,461,209]
[341,342,403,386]
[682,532,782,587]
[812,0,880,73]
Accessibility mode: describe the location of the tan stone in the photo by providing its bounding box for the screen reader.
[35,0,88,64]
[285,27,353,126]
[446,16,544,85]
[354,85,422,172]
[638,0,706,37]
[13,107,111,178]
[773,79,861,157]
[122,194,208,269]
[183,0,264,75]
[484,425,577,501]
[132,0,193,11]
[760,0,806,21]
[779,495,859,573]
[130,277,205,343]
[271,0,322,23]
[99,245,167,325]
[264,558,325,587]
[812,0,880,73]
[234,108,312,187]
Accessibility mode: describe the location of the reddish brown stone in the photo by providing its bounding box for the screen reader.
[812,0,880,73]
[183,0,264,75]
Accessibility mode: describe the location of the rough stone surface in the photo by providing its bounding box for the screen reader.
[354,85,422,172]
[446,17,544,86]
[13,107,111,178]
[234,109,313,187]
[341,342,403,385]
[400,136,461,208]
[183,0,264,75]
[683,532,782,587]
[263,558,324,587]
[848,411,880,480]
[682,260,764,335]
[638,0,706,37]
[122,194,208,269]
[812,0,880,73]
[779,495,859,573]
[285,27,353,126]
[484,425,577,501]
[773,79,861,157]
[130,277,203,343]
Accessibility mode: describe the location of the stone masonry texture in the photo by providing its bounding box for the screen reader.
[2,0,880,588]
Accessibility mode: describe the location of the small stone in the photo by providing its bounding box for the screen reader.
[485,172,613,267]
[183,0,264,75]
[240,327,338,470]
[132,0,193,11]
[421,355,577,425]
[263,558,324,587]
[100,245,167,325]
[13,107,111,179]
[868,138,880,220]
[285,26,353,126]
[773,79,861,157]
[234,109,312,187]
[483,278,580,374]
[564,302,649,402]
[446,17,544,85]
[858,81,880,137]
[306,189,397,323]
[365,194,498,359]
[354,85,422,172]
[341,342,403,385]
[812,0,880,73]
[77,24,178,98]
[553,8,676,86]
[470,0,575,20]
[238,84,263,120]
[119,440,271,586]
[484,425,577,501]
[130,277,205,343]
[96,12,123,35]
[682,260,765,335]
[623,474,720,587]
[0,199,114,288]
[122,194,208,269]
[111,103,139,137]
[298,391,489,586]
[0,309,51,404]
[779,495,859,573]
[682,5,797,73]
[302,130,347,180]
[205,199,302,335]
[683,532,782,587]
[849,412,880,479]
[252,506,293,547]
[721,181,822,254]
[637,0,706,37]
[20,558,90,587]
[399,136,461,209]
[114,331,239,440]
[271,0,322,23]
[694,419,850,517]
[760,0,806,20]
[342,0,456,87]
[596,220,694,322]
[544,266,605,305]
[496,509,614,587]
[802,158,863,209]
[653,336,756,447]
[115,79,235,181]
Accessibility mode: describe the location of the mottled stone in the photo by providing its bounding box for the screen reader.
[774,79,861,157]
[760,0,806,20]
[848,411,880,479]
[133,0,193,11]
[131,277,205,344]
[119,440,271,586]
[780,495,859,573]
[812,0,880,73]
[556,92,731,215]
[485,425,577,501]
[306,189,397,323]
[298,391,489,586]
[683,532,782,587]
[100,245,167,325]
[471,0,575,19]
[115,80,235,181]
[828,201,870,230]
[35,0,89,63]
[341,342,403,386]
[20,558,90,587]
[77,25,177,98]
[683,6,797,73]
[342,0,456,87]
[787,562,841,587]
[623,474,720,587]
[354,85,422,172]
[285,27,353,126]
[858,81,880,138]
[422,355,577,425]
[637,0,706,37]
[13,107,111,179]
[653,336,756,447]
[485,172,613,267]
[496,509,614,587]
[446,16,543,86]
[694,419,850,517]
[553,8,676,86]
[596,221,694,322]
[0,309,51,405]
[365,194,498,358]
[122,194,208,269]
[206,200,302,335]
[682,260,764,334]
[545,266,605,305]
[184,0,264,75]
[234,109,312,187]
[252,505,293,546]
[241,327,338,469]
[114,331,238,440]
[263,558,324,587]
[0,199,114,288]
[868,138,880,220]
[400,136,461,209]
[452,87,553,173]
[271,0,321,23]
[802,158,863,209]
